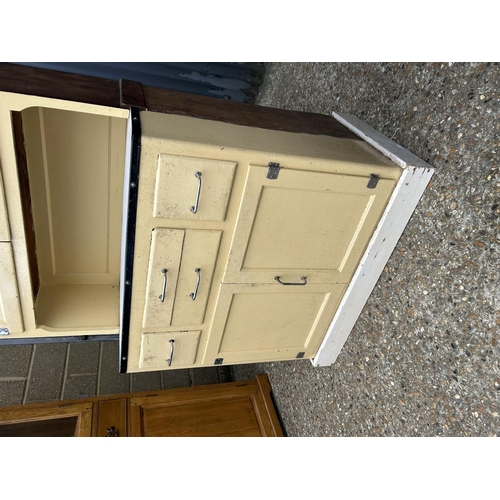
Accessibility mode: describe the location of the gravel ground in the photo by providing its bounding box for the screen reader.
[230,62,500,437]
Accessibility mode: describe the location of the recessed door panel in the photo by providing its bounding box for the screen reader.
[224,165,396,284]
[204,282,346,364]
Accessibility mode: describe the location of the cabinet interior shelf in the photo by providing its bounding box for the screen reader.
[19,106,127,331]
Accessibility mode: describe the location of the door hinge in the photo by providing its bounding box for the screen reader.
[214,358,224,365]
[0,328,9,336]
[367,174,380,189]
[267,162,281,180]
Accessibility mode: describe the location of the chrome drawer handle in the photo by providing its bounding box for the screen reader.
[189,268,201,300]
[167,339,175,367]
[159,268,168,302]
[275,276,307,286]
[190,171,202,214]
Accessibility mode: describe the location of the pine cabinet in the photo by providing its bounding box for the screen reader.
[0,375,283,437]
[0,64,434,374]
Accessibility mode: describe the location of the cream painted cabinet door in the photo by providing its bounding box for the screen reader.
[223,165,396,285]
[203,282,346,365]
[0,243,24,334]
[172,230,221,327]
[143,228,222,330]
[143,229,184,329]
[0,169,9,241]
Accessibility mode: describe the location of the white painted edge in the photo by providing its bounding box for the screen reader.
[119,113,133,362]
[312,113,435,367]
[332,112,433,170]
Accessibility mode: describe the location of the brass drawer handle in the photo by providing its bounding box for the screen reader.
[159,268,168,302]
[167,339,175,367]
[189,268,201,300]
[190,171,202,214]
[275,276,307,286]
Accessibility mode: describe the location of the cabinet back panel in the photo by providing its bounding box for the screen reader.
[21,107,126,286]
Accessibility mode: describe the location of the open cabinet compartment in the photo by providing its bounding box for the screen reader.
[19,106,127,332]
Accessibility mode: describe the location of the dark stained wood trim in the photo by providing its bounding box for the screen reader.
[11,111,39,300]
[0,63,358,139]
[0,63,120,108]
[143,86,360,139]
[119,79,147,110]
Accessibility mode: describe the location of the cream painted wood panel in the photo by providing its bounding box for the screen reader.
[0,242,24,333]
[153,154,236,221]
[35,284,118,331]
[172,230,222,326]
[0,169,9,241]
[203,282,346,365]
[140,330,201,370]
[223,165,396,285]
[21,107,125,286]
[143,228,184,329]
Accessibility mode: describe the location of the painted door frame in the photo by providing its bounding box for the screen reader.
[313,113,435,366]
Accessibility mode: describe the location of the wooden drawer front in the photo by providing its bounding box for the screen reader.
[172,229,221,326]
[153,154,236,221]
[223,165,396,285]
[140,330,201,369]
[204,282,346,365]
[0,242,24,333]
[143,228,184,329]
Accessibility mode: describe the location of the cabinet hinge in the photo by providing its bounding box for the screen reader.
[214,358,224,365]
[367,174,380,189]
[296,352,305,359]
[267,162,281,180]
[0,328,9,336]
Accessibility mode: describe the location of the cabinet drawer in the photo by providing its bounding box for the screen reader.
[153,154,236,221]
[140,330,201,369]
[143,228,221,329]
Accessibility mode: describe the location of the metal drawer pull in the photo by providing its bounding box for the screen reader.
[159,268,168,302]
[167,339,175,367]
[189,268,201,300]
[274,276,307,286]
[190,171,202,213]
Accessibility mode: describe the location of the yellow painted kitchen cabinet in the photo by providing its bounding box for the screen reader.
[0,64,434,373]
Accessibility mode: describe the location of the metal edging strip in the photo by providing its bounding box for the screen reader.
[119,107,141,373]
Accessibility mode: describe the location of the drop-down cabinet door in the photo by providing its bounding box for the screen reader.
[223,165,397,285]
